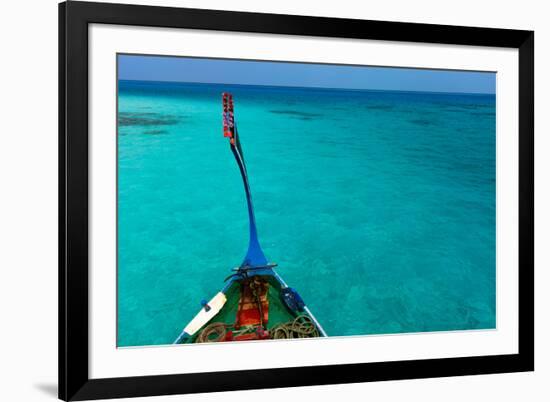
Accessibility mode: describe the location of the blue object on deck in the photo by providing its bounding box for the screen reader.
[281,287,306,312]
[200,299,211,312]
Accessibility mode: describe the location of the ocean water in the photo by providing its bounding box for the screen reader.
[117,80,496,347]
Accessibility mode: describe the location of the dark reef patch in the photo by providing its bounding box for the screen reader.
[119,112,180,127]
[143,129,167,135]
[269,109,322,119]
[367,104,394,110]
[409,119,435,126]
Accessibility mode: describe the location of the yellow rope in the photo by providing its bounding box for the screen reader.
[270,315,319,340]
[196,322,229,343]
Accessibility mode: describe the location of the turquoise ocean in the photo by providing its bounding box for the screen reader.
[117,80,496,347]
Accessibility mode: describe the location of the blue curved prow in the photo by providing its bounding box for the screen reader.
[229,128,268,268]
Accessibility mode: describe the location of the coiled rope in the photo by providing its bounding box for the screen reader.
[196,322,230,343]
[270,315,319,339]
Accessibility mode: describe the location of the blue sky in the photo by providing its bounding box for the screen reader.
[118,54,496,94]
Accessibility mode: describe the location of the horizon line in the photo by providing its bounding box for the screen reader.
[118,79,496,96]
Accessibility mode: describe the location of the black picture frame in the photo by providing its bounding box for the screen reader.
[59,1,534,400]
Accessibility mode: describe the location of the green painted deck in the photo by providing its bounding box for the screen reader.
[184,276,298,343]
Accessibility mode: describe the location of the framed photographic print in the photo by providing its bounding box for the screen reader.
[59,1,534,400]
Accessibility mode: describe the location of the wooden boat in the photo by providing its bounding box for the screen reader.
[174,93,327,344]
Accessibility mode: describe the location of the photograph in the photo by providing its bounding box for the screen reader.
[117,54,497,347]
